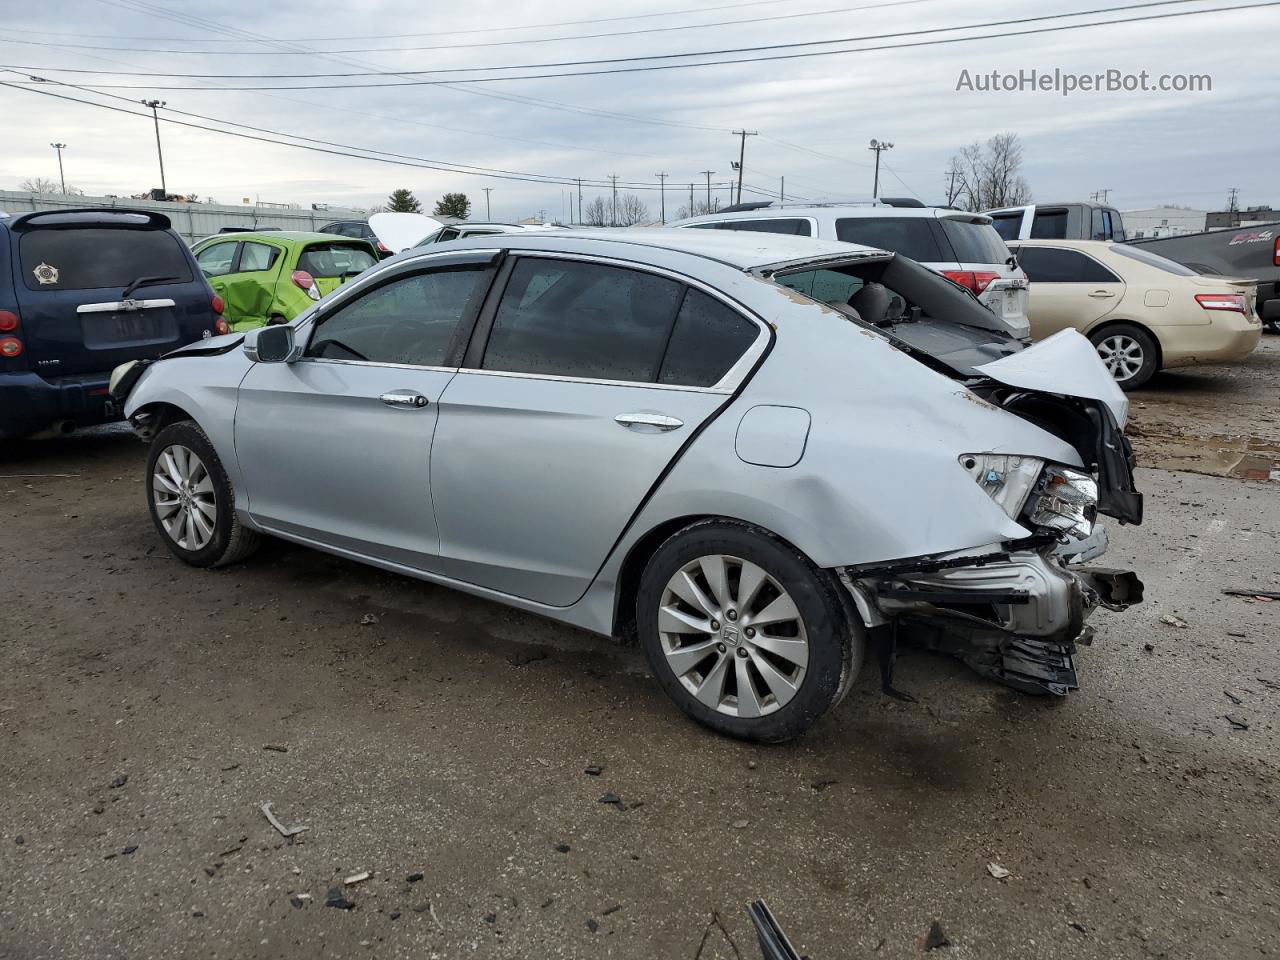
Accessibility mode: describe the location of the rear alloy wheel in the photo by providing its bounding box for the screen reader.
[1090,323,1158,390]
[637,520,862,742]
[146,420,261,567]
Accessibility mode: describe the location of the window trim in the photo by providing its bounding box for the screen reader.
[457,250,771,394]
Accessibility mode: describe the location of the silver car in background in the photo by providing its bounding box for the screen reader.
[115,230,1143,741]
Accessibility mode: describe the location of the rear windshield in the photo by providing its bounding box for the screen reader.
[297,243,378,278]
[990,212,1023,241]
[1111,244,1198,276]
[19,228,192,291]
[834,217,942,261]
[939,219,1011,264]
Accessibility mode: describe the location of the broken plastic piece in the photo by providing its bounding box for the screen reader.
[344,871,370,885]
[747,900,801,960]
[260,802,308,838]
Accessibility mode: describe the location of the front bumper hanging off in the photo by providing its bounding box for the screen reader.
[842,543,1144,696]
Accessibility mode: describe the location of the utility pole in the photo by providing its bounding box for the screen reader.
[731,130,757,205]
[1090,188,1112,204]
[1227,187,1239,212]
[868,139,894,198]
[141,99,168,198]
[780,176,785,209]
[689,182,695,216]
[50,143,67,194]
[575,178,582,225]
[701,170,715,213]
[608,174,619,227]
[482,187,493,220]
[655,172,669,224]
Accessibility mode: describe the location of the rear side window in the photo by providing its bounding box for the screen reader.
[196,242,237,277]
[306,268,485,366]
[1017,247,1120,283]
[1030,209,1069,239]
[834,218,943,261]
[1110,244,1197,276]
[237,242,280,273]
[659,289,760,387]
[939,219,1010,264]
[483,259,682,382]
[990,212,1023,241]
[776,269,864,305]
[297,243,377,278]
[704,218,813,237]
[19,228,192,291]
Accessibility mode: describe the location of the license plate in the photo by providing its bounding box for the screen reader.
[81,309,171,348]
[1003,290,1019,316]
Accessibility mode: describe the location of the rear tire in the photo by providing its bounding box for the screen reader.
[1089,323,1159,390]
[146,420,260,568]
[637,519,862,742]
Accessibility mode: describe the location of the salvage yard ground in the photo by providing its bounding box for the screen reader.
[2,341,1278,959]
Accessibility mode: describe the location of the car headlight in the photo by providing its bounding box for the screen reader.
[960,454,1097,540]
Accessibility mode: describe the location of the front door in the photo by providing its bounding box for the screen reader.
[1012,245,1125,338]
[234,255,495,572]
[431,256,766,606]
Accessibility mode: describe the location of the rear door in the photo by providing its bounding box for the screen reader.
[12,214,214,377]
[430,255,766,606]
[296,241,379,297]
[1011,245,1124,338]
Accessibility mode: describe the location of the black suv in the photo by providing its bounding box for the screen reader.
[318,219,392,258]
[0,209,226,440]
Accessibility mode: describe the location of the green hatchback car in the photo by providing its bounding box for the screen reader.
[191,231,379,331]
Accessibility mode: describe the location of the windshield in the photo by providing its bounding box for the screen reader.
[297,243,378,278]
[19,227,192,291]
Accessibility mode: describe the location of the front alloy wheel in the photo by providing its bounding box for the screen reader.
[152,444,217,551]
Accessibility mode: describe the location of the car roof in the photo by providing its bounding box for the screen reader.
[674,205,994,227]
[199,230,373,245]
[1007,239,1114,250]
[410,227,884,270]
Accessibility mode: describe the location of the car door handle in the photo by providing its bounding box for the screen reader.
[1087,290,1117,299]
[380,391,429,409]
[615,412,683,431]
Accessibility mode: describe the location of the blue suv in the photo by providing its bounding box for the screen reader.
[0,209,227,439]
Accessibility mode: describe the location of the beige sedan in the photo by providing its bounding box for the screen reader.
[1008,239,1261,389]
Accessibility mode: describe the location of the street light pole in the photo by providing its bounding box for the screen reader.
[868,138,894,198]
[141,99,168,198]
[655,172,668,224]
[50,143,67,194]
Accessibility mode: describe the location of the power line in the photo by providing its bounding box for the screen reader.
[17,0,1269,90]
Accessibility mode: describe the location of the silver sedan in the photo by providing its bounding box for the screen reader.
[116,229,1143,741]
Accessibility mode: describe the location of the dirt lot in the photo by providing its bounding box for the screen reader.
[2,341,1278,960]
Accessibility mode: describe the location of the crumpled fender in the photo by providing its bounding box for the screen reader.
[975,329,1129,426]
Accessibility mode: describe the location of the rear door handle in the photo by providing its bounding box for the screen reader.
[380,391,429,409]
[615,412,683,432]
[1088,290,1117,299]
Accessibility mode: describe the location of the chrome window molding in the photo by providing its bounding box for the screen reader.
[296,356,458,374]
[454,366,733,395]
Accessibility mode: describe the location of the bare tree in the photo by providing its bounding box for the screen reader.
[616,193,650,226]
[21,177,60,195]
[582,196,610,227]
[948,133,1031,211]
[673,198,722,220]
[942,157,965,208]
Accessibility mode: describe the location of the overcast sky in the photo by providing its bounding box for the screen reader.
[0,0,1275,220]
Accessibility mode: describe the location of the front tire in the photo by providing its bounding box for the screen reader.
[637,520,862,742]
[146,420,260,567]
[1090,323,1159,390]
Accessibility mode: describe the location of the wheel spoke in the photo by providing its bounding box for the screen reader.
[184,510,198,549]
[734,655,762,718]
[698,555,730,610]
[190,506,214,544]
[154,496,181,518]
[191,496,216,522]
[693,652,730,708]
[664,638,720,676]
[667,569,718,618]
[750,650,800,707]
[161,451,183,489]
[735,560,768,614]
[153,471,181,495]
[659,604,712,635]
[745,592,799,628]
[748,633,809,669]
[164,508,185,541]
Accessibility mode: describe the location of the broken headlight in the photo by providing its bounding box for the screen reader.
[960,455,1098,540]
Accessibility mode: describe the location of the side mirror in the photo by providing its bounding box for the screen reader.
[243,324,299,363]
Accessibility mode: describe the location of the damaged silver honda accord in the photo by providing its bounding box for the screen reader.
[112,229,1142,741]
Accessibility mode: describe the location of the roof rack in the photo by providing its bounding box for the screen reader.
[878,197,926,208]
[718,201,775,214]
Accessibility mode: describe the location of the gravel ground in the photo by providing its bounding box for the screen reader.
[1,340,1277,959]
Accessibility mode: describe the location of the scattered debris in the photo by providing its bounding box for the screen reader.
[1082,877,1092,889]
[324,887,356,910]
[732,819,750,829]
[584,765,603,776]
[344,871,371,885]
[14,836,23,846]
[407,872,424,883]
[598,793,624,808]
[262,744,288,753]
[260,802,308,838]
[92,805,104,815]
[120,845,138,855]
[554,843,571,854]
[192,910,204,918]
[585,918,599,933]
[1158,614,1188,628]
[483,912,496,924]
[507,647,548,666]
[986,862,1010,880]
[430,902,441,927]
[1069,921,1088,934]
[1227,631,1248,638]
[109,774,128,789]
[359,613,379,625]
[289,896,306,909]
[204,867,216,877]
[541,898,555,909]
[1224,690,1243,706]
[602,904,622,916]
[924,920,950,950]
[811,778,839,792]
[1143,643,1155,653]
[1224,715,1250,731]
[220,764,240,772]
[1222,589,1280,600]
[390,911,401,920]
[747,760,757,770]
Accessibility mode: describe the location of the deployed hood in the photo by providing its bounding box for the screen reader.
[369,212,448,252]
[975,329,1128,426]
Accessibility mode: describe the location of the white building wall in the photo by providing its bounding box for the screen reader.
[1121,207,1207,239]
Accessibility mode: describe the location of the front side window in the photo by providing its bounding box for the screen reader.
[297,243,378,278]
[237,241,280,273]
[1016,247,1121,283]
[19,228,193,291]
[305,268,486,366]
[659,289,760,387]
[834,217,943,262]
[196,242,237,277]
[483,259,683,382]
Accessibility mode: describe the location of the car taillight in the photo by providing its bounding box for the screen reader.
[1195,293,1246,313]
[214,317,230,336]
[1274,235,1279,267]
[292,270,321,301]
[376,240,390,253]
[211,294,225,314]
[0,310,18,332]
[941,270,999,295]
[0,336,23,358]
